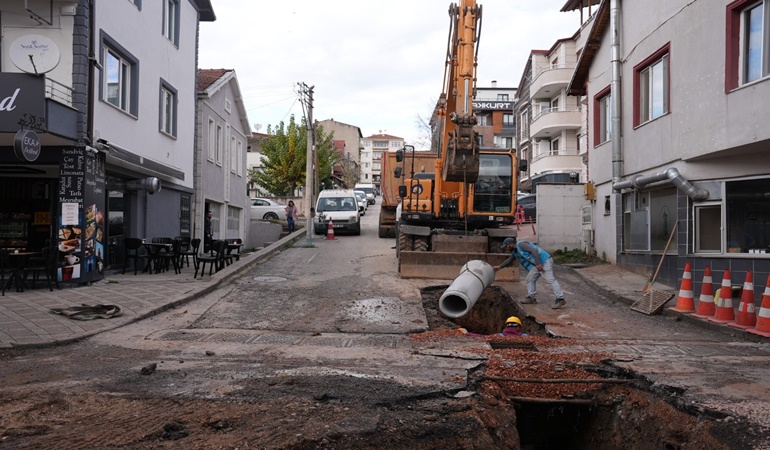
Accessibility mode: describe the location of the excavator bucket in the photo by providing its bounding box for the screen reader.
[399,251,518,281]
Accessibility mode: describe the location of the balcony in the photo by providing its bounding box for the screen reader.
[530,64,575,99]
[530,108,581,139]
[530,154,583,176]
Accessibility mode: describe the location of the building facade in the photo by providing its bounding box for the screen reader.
[317,119,363,187]
[196,69,250,244]
[0,0,214,284]
[569,0,770,286]
[474,81,516,151]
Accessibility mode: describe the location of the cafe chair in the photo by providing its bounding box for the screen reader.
[195,239,225,278]
[0,250,12,296]
[179,238,200,269]
[156,238,182,274]
[123,238,145,275]
[226,238,243,263]
[23,247,57,291]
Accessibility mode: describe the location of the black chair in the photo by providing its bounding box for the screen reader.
[123,238,145,275]
[156,238,182,274]
[179,238,200,269]
[23,247,57,291]
[225,238,243,263]
[195,239,225,278]
[0,250,12,296]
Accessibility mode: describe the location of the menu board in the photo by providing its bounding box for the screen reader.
[58,148,106,283]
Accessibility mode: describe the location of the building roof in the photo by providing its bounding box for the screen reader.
[364,133,403,140]
[567,0,610,96]
[197,68,231,91]
[560,0,601,12]
[194,0,216,21]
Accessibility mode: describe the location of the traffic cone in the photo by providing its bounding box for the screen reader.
[708,269,735,324]
[747,275,770,338]
[730,271,757,330]
[693,266,716,318]
[669,262,695,313]
[325,217,336,240]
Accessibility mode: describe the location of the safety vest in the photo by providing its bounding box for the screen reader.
[515,242,551,271]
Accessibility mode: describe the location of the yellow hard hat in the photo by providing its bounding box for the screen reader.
[505,316,522,326]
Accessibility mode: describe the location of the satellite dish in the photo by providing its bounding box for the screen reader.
[10,34,61,74]
[254,124,262,131]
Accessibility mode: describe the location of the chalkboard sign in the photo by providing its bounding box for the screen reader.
[59,147,85,205]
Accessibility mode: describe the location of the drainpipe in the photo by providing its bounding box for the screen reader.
[613,168,709,201]
[610,0,623,183]
[439,260,495,319]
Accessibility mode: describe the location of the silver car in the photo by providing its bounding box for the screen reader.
[354,190,368,216]
[250,197,287,221]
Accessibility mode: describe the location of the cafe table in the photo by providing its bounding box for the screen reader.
[141,241,172,273]
[5,251,41,293]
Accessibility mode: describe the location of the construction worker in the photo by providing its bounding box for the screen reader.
[459,316,528,337]
[495,237,566,310]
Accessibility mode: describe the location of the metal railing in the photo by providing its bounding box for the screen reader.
[531,106,581,122]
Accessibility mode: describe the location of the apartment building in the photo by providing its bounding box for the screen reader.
[317,119,363,187]
[568,0,770,286]
[362,133,404,193]
[515,39,583,193]
[0,1,214,283]
[196,69,250,243]
[473,82,516,150]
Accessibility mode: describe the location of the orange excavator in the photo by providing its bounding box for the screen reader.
[394,0,518,280]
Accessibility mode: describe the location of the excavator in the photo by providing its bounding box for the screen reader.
[395,0,518,280]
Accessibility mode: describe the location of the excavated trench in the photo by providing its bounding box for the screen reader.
[420,285,732,450]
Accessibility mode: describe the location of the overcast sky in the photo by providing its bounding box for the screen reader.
[198,1,582,146]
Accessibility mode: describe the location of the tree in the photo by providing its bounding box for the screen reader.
[248,115,338,196]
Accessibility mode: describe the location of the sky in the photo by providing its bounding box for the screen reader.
[198,0,583,147]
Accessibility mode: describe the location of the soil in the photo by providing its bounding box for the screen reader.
[0,286,739,449]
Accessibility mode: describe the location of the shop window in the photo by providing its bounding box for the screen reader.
[622,192,649,251]
[650,188,677,251]
[179,195,191,238]
[208,203,221,239]
[634,44,670,126]
[227,206,241,239]
[726,178,770,253]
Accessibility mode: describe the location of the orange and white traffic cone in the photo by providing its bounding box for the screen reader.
[693,266,716,318]
[730,270,757,330]
[669,262,695,313]
[709,269,736,324]
[325,217,336,240]
[747,275,770,338]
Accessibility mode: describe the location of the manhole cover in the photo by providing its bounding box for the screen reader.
[253,276,288,282]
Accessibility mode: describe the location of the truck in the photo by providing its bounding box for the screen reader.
[378,149,438,239]
[394,0,518,280]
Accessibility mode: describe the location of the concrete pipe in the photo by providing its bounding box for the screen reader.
[439,260,496,319]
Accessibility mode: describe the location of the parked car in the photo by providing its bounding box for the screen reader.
[251,198,287,221]
[354,190,368,216]
[517,194,536,223]
[314,189,360,235]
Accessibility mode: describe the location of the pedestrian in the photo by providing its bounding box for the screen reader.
[204,210,213,253]
[459,316,528,337]
[494,237,566,309]
[285,200,299,233]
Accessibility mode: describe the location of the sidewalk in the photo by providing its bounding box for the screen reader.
[0,231,307,349]
[2,230,766,348]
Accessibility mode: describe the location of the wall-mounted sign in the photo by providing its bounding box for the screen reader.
[14,129,41,162]
[0,73,45,132]
[10,34,61,74]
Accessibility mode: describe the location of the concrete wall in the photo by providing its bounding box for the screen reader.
[246,220,282,251]
[535,183,584,253]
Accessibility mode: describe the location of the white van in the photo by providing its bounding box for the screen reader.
[354,183,376,205]
[314,189,361,235]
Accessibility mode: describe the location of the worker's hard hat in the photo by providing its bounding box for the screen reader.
[500,237,516,250]
[505,316,522,327]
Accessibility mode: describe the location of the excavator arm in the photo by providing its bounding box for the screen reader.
[439,0,482,183]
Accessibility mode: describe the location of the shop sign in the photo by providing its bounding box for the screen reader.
[14,129,41,162]
[0,73,45,132]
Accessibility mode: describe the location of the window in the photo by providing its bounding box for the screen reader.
[390,141,402,147]
[634,44,670,125]
[163,0,180,46]
[216,125,223,164]
[373,141,388,148]
[101,33,138,115]
[550,138,560,155]
[227,206,240,239]
[208,203,221,239]
[503,113,514,126]
[159,80,177,136]
[237,140,243,175]
[225,98,232,113]
[728,0,770,89]
[519,110,529,140]
[695,204,721,253]
[373,162,381,171]
[207,119,216,161]
[726,178,770,253]
[594,86,612,145]
[230,134,237,173]
[497,93,509,101]
[477,114,489,126]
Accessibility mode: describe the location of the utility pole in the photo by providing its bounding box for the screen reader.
[298,82,315,246]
